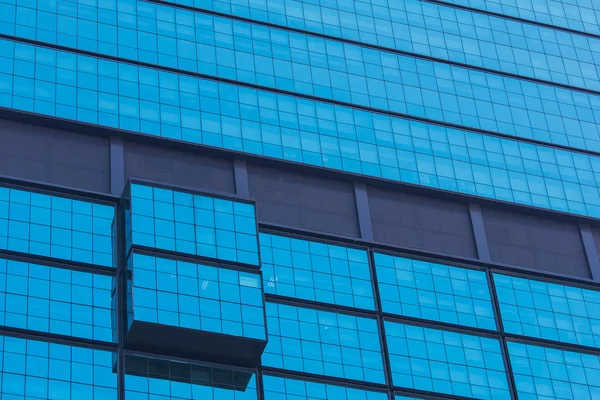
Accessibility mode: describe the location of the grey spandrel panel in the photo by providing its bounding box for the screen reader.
[123,141,236,194]
[367,187,477,258]
[247,164,360,237]
[593,228,600,262]
[483,207,591,278]
[0,118,110,192]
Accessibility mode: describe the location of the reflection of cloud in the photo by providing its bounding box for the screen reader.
[201,280,209,291]
[267,276,278,288]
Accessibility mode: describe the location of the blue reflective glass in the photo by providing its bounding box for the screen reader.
[0,257,113,342]
[0,185,114,267]
[260,233,375,310]
[495,273,600,348]
[128,252,265,340]
[263,302,385,383]
[128,183,259,266]
[125,356,258,400]
[439,0,600,36]
[374,253,496,330]
[4,0,599,94]
[4,6,600,152]
[0,335,117,398]
[262,374,387,400]
[2,40,600,219]
[385,321,510,398]
[508,340,600,399]
[394,396,422,400]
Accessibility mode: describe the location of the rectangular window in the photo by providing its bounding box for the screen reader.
[385,321,510,398]
[0,257,113,342]
[495,273,600,348]
[262,374,388,400]
[127,182,259,266]
[0,185,114,267]
[262,302,385,384]
[375,253,495,330]
[260,232,375,310]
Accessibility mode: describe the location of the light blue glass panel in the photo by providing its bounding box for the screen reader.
[259,232,375,310]
[4,40,600,218]
[385,321,510,398]
[128,252,265,340]
[0,257,113,342]
[394,396,421,400]
[374,253,496,330]
[128,183,259,266]
[495,273,600,348]
[4,0,600,93]
[0,185,114,267]
[263,302,386,383]
[263,374,388,400]
[438,0,600,36]
[4,7,600,154]
[0,335,117,398]
[508,341,600,399]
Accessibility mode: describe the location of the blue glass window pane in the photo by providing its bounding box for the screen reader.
[263,302,386,383]
[508,341,600,399]
[375,253,496,330]
[0,257,113,342]
[127,183,259,266]
[263,374,388,400]
[495,273,600,348]
[0,335,117,398]
[128,252,265,340]
[260,233,375,310]
[0,185,114,267]
[385,321,510,398]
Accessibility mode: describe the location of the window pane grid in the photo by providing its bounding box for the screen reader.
[495,273,600,348]
[263,302,386,384]
[385,320,510,399]
[0,257,113,342]
[259,232,375,310]
[0,185,114,267]
[438,0,600,36]
[262,374,388,400]
[3,2,600,152]
[3,40,600,219]
[129,252,266,340]
[0,335,117,398]
[508,340,600,399]
[374,253,496,330]
[128,183,259,266]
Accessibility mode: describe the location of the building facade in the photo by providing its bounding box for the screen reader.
[1,0,600,399]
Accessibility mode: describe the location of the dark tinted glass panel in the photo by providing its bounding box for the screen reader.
[0,119,110,193]
[482,207,591,278]
[368,187,476,258]
[124,141,235,194]
[247,165,360,237]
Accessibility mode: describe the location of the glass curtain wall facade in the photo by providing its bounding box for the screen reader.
[2,0,600,399]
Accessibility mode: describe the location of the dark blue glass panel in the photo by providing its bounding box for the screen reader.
[0,335,117,398]
[385,321,510,398]
[495,273,600,348]
[3,3,600,150]
[438,0,600,36]
[0,185,114,267]
[1,40,600,218]
[128,252,265,340]
[374,253,496,330]
[508,340,600,399]
[128,183,259,266]
[262,374,388,400]
[125,355,258,399]
[262,302,386,383]
[260,233,375,310]
[0,257,113,342]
